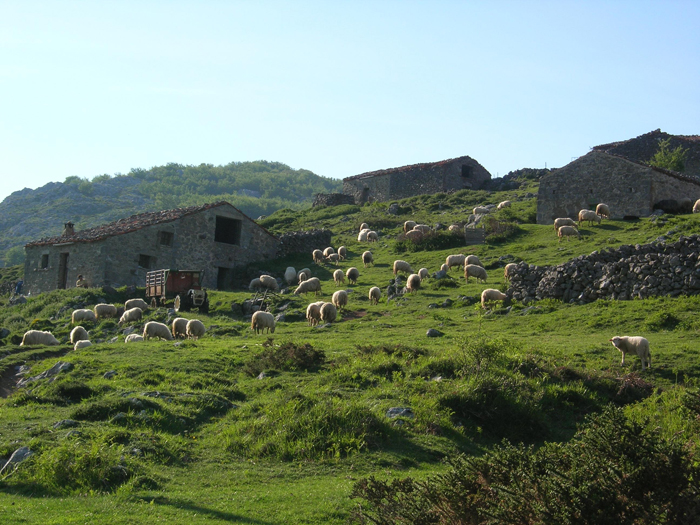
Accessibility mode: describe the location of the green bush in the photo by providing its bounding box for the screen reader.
[242,338,325,377]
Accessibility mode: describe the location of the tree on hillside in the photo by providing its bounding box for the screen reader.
[648,138,688,172]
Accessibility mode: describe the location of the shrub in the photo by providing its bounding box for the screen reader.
[242,338,325,377]
[394,232,464,253]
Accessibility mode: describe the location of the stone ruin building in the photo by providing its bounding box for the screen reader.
[342,156,491,204]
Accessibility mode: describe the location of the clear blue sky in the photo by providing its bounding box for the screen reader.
[1,0,698,203]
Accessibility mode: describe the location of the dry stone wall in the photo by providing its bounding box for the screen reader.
[507,235,700,304]
[276,229,333,258]
[312,193,355,207]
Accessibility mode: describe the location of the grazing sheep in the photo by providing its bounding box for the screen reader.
[143,321,174,341]
[306,301,324,326]
[312,249,324,264]
[406,273,421,293]
[596,203,610,219]
[694,199,700,213]
[125,298,149,311]
[186,319,206,340]
[368,286,381,305]
[259,274,279,291]
[284,267,297,285]
[119,307,143,325]
[446,254,466,270]
[172,317,189,339]
[337,246,347,260]
[403,220,417,233]
[504,263,517,282]
[93,303,117,319]
[465,255,483,268]
[294,277,322,295]
[405,229,424,243]
[72,309,96,324]
[249,278,264,291]
[251,311,276,334]
[327,253,340,265]
[558,225,581,242]
[346,267,360,285]
[358,228,371,242]
[610,336,651,370]
[448,224,461,234]
[362,251,374,268]
[323,247,335,257]
[440,263,450,273]
[481,288,508,309]
[367,231,379,242]
[320,302,337,323]
[465,264,488,283]
[74,340,92,351]
[413,224,432,234]
[359,222,369,231]
[578,209,601,227]
[297,268,311,283]
[393,260,413,276]
[418,268,429,281]
[497,200,511,210]
[70,326,89,344]
[332,290,348,310]
[333,269,345,286]
[125,334,144,343]
[553,217,577,231]
[21,330,59,346]
[473,206,490,215]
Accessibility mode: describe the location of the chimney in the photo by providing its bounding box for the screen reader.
[63,221,75,236]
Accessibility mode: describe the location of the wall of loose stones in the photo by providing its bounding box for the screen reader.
[276,229,332,259]
[312,193,355,207]
[506,235,700,305]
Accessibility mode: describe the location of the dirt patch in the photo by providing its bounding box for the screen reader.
[342,310,367,320]
[0,366,19,398]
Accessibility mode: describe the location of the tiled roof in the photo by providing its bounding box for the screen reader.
[343,156,474,181]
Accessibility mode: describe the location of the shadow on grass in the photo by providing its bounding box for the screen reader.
[144,495,275,524]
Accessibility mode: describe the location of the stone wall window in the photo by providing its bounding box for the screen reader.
[138,254,154,269]
[215,216,242,245]
[159,231,174,246]
[40,254,49,269]
[461,165,473,178]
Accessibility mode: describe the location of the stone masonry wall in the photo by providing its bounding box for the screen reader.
[276,229,333,258]
[312,193,356,207]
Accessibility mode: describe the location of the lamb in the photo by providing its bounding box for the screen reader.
[125,298,149,311]
[367,231,378,242]
[403,220,417,233]
[337,246,347,260]
[497,200,511,210]
[609,336,651,370]
[465,255,483,268]
[333,269,345,286]
[362,251,374,267]
[320,302,337,323]
[326,253,340,265]
[306,302,323,326]
[481,288,508,309]
[70,326,89,344]
[143,321,174,341]
[251,311,276,334]
[504,263,517,282]
[405,230,424,243]
[332,290,348,310]
[20,330,59,346]
[473,206,490,215]
[578,209,601,227]
[558,225,581,242]
[297,268,311,283]
[359,222,369,231]
[284,267,297,285]
[553,217,577,231]
[323,247,335,257]
[259,274,279,291]
[358,229,371,242]
[74,340,92,351]
[368,286,381,305]
[406,273,421,293]
[346,267,360,285]
[294,277,322,295]
[119,307,143,325]
[418,268,429,281]
[172,317,189,339]
[125,334,144,343]
[465,264,488,283]
[446,254,466,270]
[393,260,413,276]
[93,303,117,319]
[186,319,206,340]
[694,199,700,213]
[596,203,610,219]
[312,249,324,264]
[72,309,96,324]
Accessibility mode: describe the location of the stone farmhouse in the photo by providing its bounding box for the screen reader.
[342,156,491,204]
[23,202,279,295]
[537,150,700,224]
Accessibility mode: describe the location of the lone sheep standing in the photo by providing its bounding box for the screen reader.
[125,298,149,311]
[251,311,276,334]
[481,289,508,309]
[332,290,348,310]
[368,286,381,305]
[558,225,581,242]
[362,251,374,268]
[143,321,174,341]
[596,203,610,219]
[406,273,421,293]
[333,269,345,286]
[346,267,360,285]
[465,264,488,283]
[72,309,96,324]
[338,246,347,260]
[284,267,297,285]
[610,336,651,370]
[21,330,59,346]
[393,260,413,276]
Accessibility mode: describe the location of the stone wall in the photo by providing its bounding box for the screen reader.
[276,229,333,258]
[312,193,356,207]
[506,235,700,305]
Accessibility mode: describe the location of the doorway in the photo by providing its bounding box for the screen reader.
[217,267,234,290]
[58,253,69,289]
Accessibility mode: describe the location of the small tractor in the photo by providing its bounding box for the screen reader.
[145,269,209,314]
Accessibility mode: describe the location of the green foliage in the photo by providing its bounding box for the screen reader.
[394,231,465,253]
[648,138,688,172]
[242,338,326,377]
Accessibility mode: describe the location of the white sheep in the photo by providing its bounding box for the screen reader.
[125,298,149,311]
[72,309,96,324]
[186,319,206,340]
[448,224,462,234]
[294,277,322,295]
[578,209,601,227]
[362,251,374,267]
[368,286,381,305]
[414,224,432,234]
[393,260,413,276]
[403,220,417,233]
[694,199,700,213]
[418,268,429,281]
[20,330,59,346]
[405,230,424,243]
[306,302,323,326]
[473,206,490,215]
[70,326,89,344]
[249,278,263,291]
[481,288,508,309]
[553,217,577,231]
[359,222,369,231]
[320,302,337,323]
[610,336,651,370]
[596,203,610,219]
[504,263,517,282]
[119,307,143,325]
[465,264,488,283]
[297,268,311,283]
[367,231,379,242]
[312,249,324,264]
[332,290,348,310]
[284,267,297,285]
[446,254,466,270]
[125,334,144,343]
[346,267,360,285]
[172,317,189,339]
[259,274,279,291]
[465,255,483,268]
[326,253,340,265]
[558,225,581,242]
[497,200,511,210]
[143,321,174,341]
[406,274,421,293]
[323,247,335,257]
[358,228,371,242]
[333,269,345,286]
[93,303,117,319]
[251,311,276,334]
[74,340,92,351]
[337,246,347,260]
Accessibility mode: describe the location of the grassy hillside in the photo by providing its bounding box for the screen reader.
[1,182,700,523]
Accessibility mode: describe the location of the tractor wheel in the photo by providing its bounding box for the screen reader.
[200,298,210,314]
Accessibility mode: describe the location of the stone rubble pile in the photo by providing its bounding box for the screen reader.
[507,235,700,304]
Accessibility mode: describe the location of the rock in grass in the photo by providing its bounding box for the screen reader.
[386,407,415,419]
[0,447,33,475]
[426,329,443,338]
[53,419,79,429]
[103,370,117,379]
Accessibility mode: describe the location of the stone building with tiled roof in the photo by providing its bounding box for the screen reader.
[23,202,279,295]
